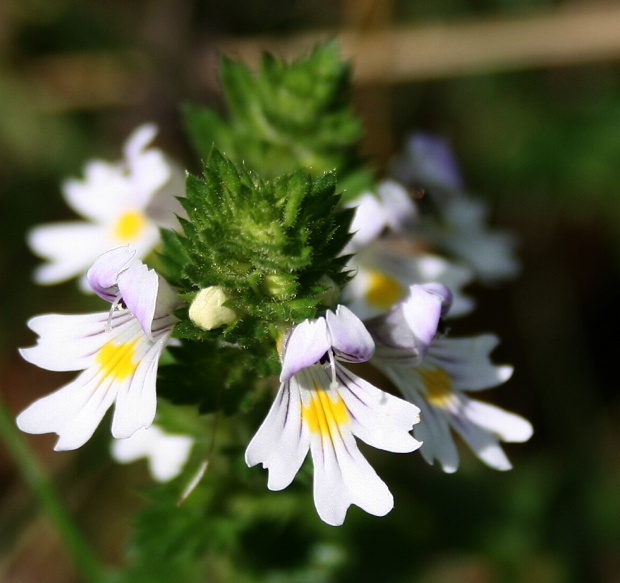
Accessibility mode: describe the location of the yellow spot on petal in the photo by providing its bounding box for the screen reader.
[302,387,349,442]
[96,339,139,381]
[418,367,454,407]
[113,210,147,242]
[364,269,404,310]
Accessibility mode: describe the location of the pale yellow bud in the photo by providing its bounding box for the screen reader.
[189,286,237,330]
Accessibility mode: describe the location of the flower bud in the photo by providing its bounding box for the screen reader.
[262,274,297,299]
[189,286,237,330]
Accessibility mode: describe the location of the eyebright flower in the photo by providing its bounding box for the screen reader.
[344,241,474,320]
[366,284,533,472]
[343,180,474,319]
[28,124,183,289]
[17,246,180,451]
[391,133,464,198]
[426,196,519,284]
[110,424,193,482]
[245,305,421,526]
[391,132,519,283]
[345,180,418,249]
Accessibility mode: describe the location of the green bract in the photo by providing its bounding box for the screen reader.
[184,42,373,201]
[160,149,354,351]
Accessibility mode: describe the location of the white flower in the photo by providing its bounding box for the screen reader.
[344,180,474,320]
[427,196,519,284]
[111,425,193,482]
[28,124,183,289]
[391,132,519,283]
[367,285,533,472]
[344,240,473,320]
[346,180,418,249]
[16,247,179,450]
[245,305,421,526]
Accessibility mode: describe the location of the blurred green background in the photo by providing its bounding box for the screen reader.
[1,0,619,581]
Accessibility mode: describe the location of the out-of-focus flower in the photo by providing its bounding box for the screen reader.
[346,180,418,248]
[391,132,519,283]
[391,133,464,199]
[17,247,179,450]
[425,196,519,283]
[344,239,474,319]
[367,284,532,472]
[111,424,193,482]
[344,180,474,319]
[28,124,183,289]
[245,305,421,526]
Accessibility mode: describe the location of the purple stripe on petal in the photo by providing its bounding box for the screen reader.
[327,305,374,363]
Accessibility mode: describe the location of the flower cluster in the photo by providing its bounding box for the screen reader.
[390,133,519,283]
[17,54,532,526]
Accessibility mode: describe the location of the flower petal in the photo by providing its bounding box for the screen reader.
[427,335,513,390]
[411,254,474,317]
[20,312,131,372]
[28,223,110,285]
[379,366,460,472]
[346,192,388,250]
[310,427,394,526]
[336,366,421,453]
[296,367,395,525]
[110,335,165,438]
[123,124,171,205]
[377,180,417,234]
[415,403,460,473]
[394,133,464,192]
[117,260,159,337]
[123,123,158,161]
[111,425,193,482]
[17,371,119,451]
[439,197,520,283]
[245,381,310,490]
[366,284,449,365]
[87,246,135,302]
[63,161,133,222]
[450,414,513,471]
[401,284,450,358]
[279,317,330,382]
[326,305,375,363]
[130,149,171,205]
[462,398,533,443]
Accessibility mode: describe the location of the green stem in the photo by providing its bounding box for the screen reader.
[0,394,107,582]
